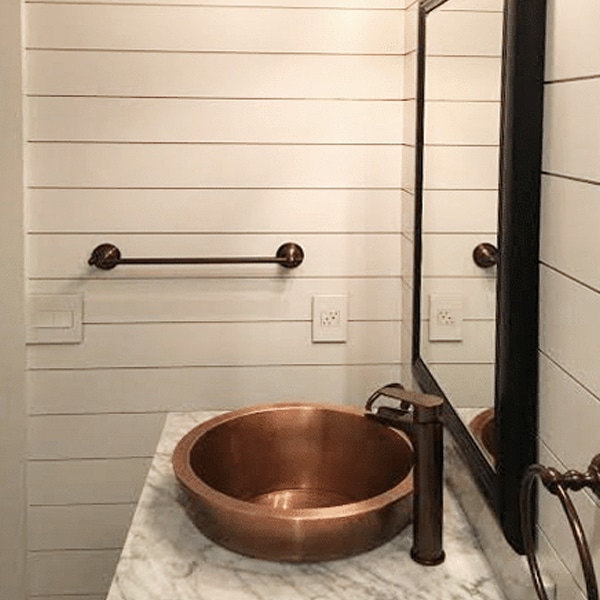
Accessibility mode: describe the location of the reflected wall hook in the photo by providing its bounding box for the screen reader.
[520,454,600,600]
[88,242,305,270]
[473,243,499,268]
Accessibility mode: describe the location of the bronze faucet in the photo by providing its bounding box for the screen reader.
[365,383,445,566]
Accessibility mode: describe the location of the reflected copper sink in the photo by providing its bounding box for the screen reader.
[172,403,414,562]
[469,408,496,465]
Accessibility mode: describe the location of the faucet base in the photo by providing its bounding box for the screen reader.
[411,547,446,566]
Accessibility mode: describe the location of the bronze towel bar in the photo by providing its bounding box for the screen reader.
[88,242,304,270]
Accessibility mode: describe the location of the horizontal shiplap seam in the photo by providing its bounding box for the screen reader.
[26,95,410,101]
[541,171,600,187]
[26,141,408,146]
[26,47,408,57]
[540,262,600,297]
[544,73,600,85]
[27,230,403,235]
[539,349,600,407]
[26,185,405,190]
[25,2,406,9]
[27,361,401,372]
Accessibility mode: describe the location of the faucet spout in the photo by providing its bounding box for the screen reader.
[365,383,445,566]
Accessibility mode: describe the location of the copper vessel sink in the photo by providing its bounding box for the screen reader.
[469,408,496,465]
[172,403,414,562]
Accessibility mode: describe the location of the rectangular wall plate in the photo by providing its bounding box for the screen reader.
[312,295,348,343]
[429,294,463,341]
[27,294,83,344]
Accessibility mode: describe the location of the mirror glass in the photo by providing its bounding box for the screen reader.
[412,0,547,553]
[419,0,503,464]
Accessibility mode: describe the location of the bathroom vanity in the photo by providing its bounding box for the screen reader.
[106,411,507,600]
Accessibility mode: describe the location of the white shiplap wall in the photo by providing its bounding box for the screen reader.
[537,0,600,597]
[24,2,408,598]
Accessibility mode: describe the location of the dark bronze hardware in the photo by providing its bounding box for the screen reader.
[472,242,499,268]
[520,455,600,600]
[365,383,445,566]
[88,242,304,270]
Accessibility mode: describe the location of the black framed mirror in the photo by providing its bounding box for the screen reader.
[411,0,547,553]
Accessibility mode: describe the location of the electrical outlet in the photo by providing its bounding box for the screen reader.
[429,294,463,341]
[312,295,348,343]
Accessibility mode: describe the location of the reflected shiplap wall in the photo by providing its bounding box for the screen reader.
[24,1,407,597]
[419,1,502,408]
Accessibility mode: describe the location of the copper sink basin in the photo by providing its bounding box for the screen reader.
[172,403,414,562]
[469,408,496,465]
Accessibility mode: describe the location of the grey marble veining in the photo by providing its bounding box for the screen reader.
[107,411,507,600]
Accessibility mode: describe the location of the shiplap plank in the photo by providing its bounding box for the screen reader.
[426,10,502,57]
[539,354,600,483]
[28,0,405,7]
[423,146,499,190]
[543,79,600,184]
[27,189,402,233]
[28,233,402,279]
[28,458,151,505]
[29,413,166,459]
[27,364,400,414]
[26,52,404,99]
[28,278,402,323]
[26,5,403,54]
[27,98,404,144]
[420,320,495,364]
[421,233,497,277]
[28,504,136,550]
[424,56,501,101]
[27,321,401,369]
[540,266,600,400]
[424,102,500,145]
[28,143,402,189]
[29,549,120,596]
[422,190,498,233]
[540,175,600,291]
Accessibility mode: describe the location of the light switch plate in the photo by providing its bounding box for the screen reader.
[27,294,83,344]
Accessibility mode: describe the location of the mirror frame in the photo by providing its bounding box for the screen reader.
[411,0,547,553]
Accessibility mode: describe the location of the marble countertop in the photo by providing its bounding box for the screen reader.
[107,411,507,600]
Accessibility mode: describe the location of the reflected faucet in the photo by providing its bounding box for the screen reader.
[365,383,445,566]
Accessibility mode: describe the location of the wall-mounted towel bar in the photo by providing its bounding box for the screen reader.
[520,454,600,600]
[88,242,304,271]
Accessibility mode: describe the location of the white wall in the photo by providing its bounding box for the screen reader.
[537,0,600,596]
[0,0,27,599]
[403,1,600,599]
[23,0,408,597]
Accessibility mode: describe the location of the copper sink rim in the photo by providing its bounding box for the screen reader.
[172,402,414,521]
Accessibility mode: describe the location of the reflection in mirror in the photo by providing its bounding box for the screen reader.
[419,0,503,463]
[412,0,547,554]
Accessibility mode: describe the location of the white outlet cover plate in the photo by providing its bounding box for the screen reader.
[428,294,463,341]
[312,295,348,343]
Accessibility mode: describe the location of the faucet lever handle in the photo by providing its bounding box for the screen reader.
[366,383,443,413]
